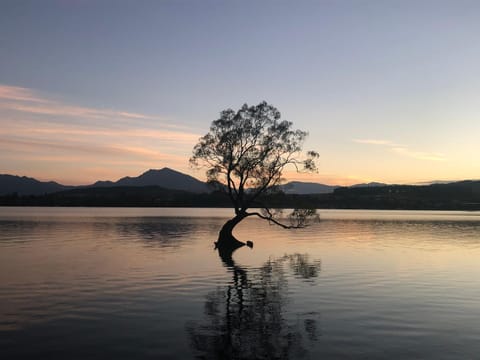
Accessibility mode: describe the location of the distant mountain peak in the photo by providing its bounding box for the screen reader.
[350,182,387,188]
[113,168,209,193]
[280,181,338,194]
[279,180,390,194]
[142,167,178,175]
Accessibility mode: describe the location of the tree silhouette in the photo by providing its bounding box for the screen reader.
[190,102,319,250]
[186,252,321,359]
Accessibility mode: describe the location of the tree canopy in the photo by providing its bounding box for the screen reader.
[191,102,319,246]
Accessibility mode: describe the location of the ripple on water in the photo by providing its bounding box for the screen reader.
[1,209,480,359]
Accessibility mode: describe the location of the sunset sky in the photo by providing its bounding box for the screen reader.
[1,0,479,186]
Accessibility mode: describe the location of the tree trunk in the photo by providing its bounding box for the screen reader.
[216,213,247,251]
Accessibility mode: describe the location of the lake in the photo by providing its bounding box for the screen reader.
[1,207,480,359]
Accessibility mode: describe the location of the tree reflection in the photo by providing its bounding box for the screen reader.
[187,250,321,359]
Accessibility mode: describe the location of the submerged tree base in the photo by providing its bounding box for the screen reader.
[215,231,245,254]
[214,215,246,252]
[215,234,245,268]
[215,235,245,250]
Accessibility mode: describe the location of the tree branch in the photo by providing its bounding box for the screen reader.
[245,211,302,229]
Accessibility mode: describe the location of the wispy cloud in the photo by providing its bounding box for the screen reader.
[0,136,187,168]
[390,147,446,162]
[0,84,201,182]
[353,139,395,146]
[0,85,50,103]
[0,121,199,144]
[0,84,193,130]
[2,101,160,123]
[354,138,446,162]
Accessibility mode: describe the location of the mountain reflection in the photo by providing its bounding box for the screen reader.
[115,218,201,248]
[187,251,321,359]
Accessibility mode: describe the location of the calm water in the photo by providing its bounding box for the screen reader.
[1,207,480,359]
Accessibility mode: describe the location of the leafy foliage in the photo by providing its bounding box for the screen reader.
[191,102,319,228]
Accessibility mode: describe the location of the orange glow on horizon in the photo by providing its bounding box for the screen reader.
[1,83,478,186]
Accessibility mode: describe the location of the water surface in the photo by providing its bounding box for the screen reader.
[1,207,479,359]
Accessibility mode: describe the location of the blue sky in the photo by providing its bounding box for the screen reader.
[1,0,479,185]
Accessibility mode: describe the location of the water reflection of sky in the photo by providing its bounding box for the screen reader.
[1,208,480,359]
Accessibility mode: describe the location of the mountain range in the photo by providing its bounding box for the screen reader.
[0,168,209,196]
[0,175,73,196]
[279,181,338,194]
[279,181,387,194]
[89,168,209,193]
[0,167,420,196]
[1,169,479,210]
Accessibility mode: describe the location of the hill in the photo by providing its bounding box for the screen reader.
[330,180,480,210]
[0,174,72,195]
[280,181,337,194]
[350,182,387,188]
[0,185,231,207]
[0,168,211,196]
[2,180,479,210]
[91,168,210,193]
[2,169,479,210]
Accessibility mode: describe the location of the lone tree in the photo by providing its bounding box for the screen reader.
[190,102,319,250]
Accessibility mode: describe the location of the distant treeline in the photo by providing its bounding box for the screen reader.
[0,186,232,208]
[327,181,480,210]
[1,181,480,210]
